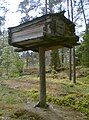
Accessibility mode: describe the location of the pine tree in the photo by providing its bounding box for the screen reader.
[18,0,41,23]
[0,0,8,34]
[73,0,89,68]
[0,1,8,77]
[81,25,89,67]
[50,50,60,71]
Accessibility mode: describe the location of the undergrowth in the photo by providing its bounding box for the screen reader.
[0,75,89,118]
[20,76,89,118]
[26,89,89,117]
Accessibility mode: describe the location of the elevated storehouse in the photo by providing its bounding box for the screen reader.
[8,12,79,51]
[8,12,79,108]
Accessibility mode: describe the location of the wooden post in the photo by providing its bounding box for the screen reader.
[73,46,76,83]
[69,48,72,81]
[36,47,48,108]
[35,0,48,108]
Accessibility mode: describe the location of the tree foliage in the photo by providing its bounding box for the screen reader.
[0,0,8,34]
[82,34,89,67]
[0,32,24,77]
[18,0,41,23]
[0,0,89,78]
[50,50,60,71]
[76,24,89,67]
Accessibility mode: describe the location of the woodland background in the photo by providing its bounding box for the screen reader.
[0,0,89,78]
[0,0,89,119]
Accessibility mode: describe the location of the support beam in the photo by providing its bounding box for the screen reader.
[36,47,48,108]
[69,48,72,81]
[39,47,46,107]
[73,46,76,83]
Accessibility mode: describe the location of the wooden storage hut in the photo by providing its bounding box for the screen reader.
[8,12,79,51]
[8,12,79,108]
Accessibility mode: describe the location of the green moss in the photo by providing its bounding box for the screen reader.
[11,109,45,120]
[46,93,89,117]
[0,74,89,118]
[28,89,39,101]
[0,112,3,116]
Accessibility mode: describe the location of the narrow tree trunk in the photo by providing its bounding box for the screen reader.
[73,47,76,83]
[6,64,9,79]
[67,0,70,19]
[45,0,47,14]
[69,48,72,80]
[70,0,76,83]
[67,0,72,81]
[61,48,64,67]
[26,51,29,68]
[70,0,73,21]
[80,0,87,27]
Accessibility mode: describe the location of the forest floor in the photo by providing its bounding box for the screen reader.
[0,69,89,120]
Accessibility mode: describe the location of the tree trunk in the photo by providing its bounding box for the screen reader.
[67,0,72,81]
[67,0,70,19]
[70,0,76,83]
[69,48,72,81]
[80,0,87,27]
[61,48,64,67]
[73,47,76,83]
[26,51,29,68]
[45,0,47,14]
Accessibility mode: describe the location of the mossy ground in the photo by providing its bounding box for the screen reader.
[0,72,89,119]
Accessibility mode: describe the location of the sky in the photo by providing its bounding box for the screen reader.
[5,0,46,28]
[2,0,87,36]
[5,0,21,28]
[5,0,44,28]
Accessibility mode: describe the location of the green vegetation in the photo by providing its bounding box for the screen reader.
[0,0,89,119]
[0,74,89,119]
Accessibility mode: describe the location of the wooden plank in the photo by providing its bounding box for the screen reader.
[12,25,44,43]
[14,35,79,52]
[56,19,65,35]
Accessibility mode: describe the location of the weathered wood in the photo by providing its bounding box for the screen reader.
[13,35,79,52]
[8,12,79,109]
[8,12,78,51]
[12,24,44,43]
[56,19,65,35]
[73,46,76,83]
[69,48,72,81]
[37,47,47,108]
